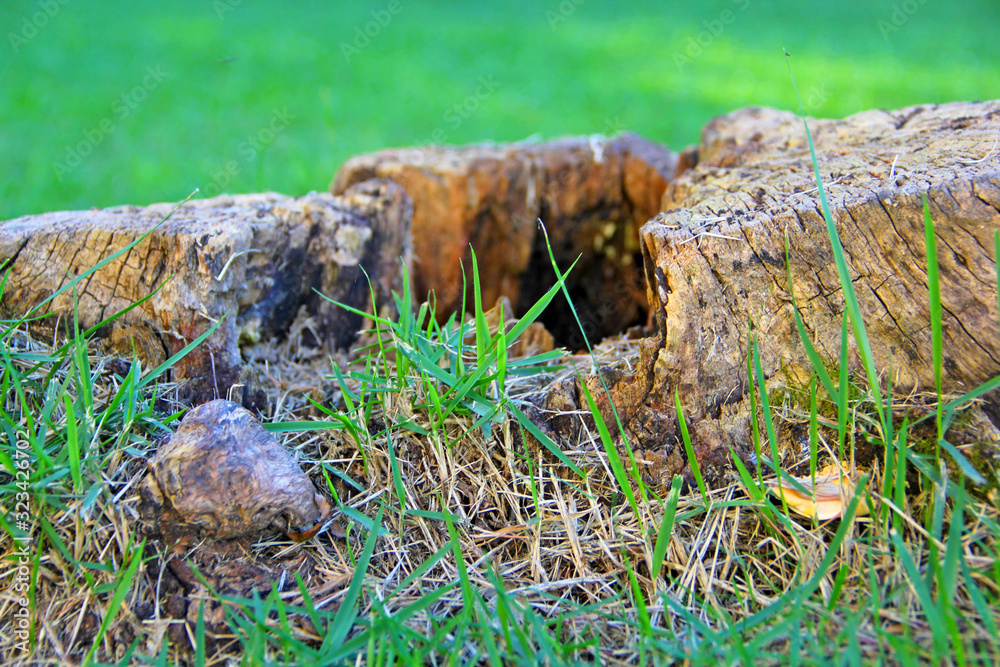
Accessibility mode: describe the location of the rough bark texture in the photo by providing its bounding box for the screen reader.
[540,100,1000,488]
[332,133,677,349]
[0,180,412,405]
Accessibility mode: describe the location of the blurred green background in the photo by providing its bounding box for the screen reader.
[3,0,998,219]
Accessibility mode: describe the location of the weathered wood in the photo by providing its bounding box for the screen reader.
[540,100,1000,487]
[332,133,677,348]
[139,399,330,542]
[0,180,412,406]
[649,100,999,429]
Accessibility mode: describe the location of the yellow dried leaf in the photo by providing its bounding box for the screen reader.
[766,461,869,521]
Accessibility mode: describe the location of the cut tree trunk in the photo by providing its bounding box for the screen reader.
[537,100,1000,488]
[332,133,677,349]
[0,180,412,407]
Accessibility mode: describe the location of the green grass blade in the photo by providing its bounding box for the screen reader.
[393,341,494,415]
[137,316,224,389]
[941,490,967,666]
[809,376,819,491]
[328,504,384,648]
[63,394,82,493]
[295,573,324,637]
[837,311,851,460]
[785,53,887,430]
[387,542,453,599]
[84,539,144,666]
[507,402,583,477]
[579,378,639,517]
[38,515,81,573]
[922,374,1000,427]
[195,601,206,667]
[785,232,838,403]
[71,292,95,414]
[453,263,469,379]
[263,420,348,433]
[890,527,948,657]
[387,584,459,630]
[923,194,944,441]
[651,475,683,578]
[443,499,475,618]
[938,438,987,485]
[826,564,851,612]
[474,589,503,667]
[960,556,1000,652]
[674,389,707,504]
[751,332,792,512]
[386,430,408,519]
[522,604,560,665]
[746,333,763,485]
[893,419,910,534]
[730,447,764,503]
[315,293,397,329]
[495,299,508,396]
[471,248,490,362]
[625,554,652,641]
[504,256,580,345]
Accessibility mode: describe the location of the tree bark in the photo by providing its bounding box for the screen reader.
[0,180,412,406]
[540,100,1000,487]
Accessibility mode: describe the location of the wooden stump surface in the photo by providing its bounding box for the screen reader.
[539,100,1000,486]
[0,180,412,405]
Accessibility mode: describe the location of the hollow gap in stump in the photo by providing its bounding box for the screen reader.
[516,210,649,350]
[331,133,678,350]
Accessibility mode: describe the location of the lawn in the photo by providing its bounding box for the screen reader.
[3,1,1000,665]
[2,0,999,219]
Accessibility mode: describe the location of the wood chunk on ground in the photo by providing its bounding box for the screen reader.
[139,399,330,541]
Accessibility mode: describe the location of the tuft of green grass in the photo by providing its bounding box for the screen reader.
[322,249,582,477]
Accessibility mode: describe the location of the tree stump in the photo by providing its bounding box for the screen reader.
[0,180,412,406]
[332,133,677,349]
[540,100,1000,486]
